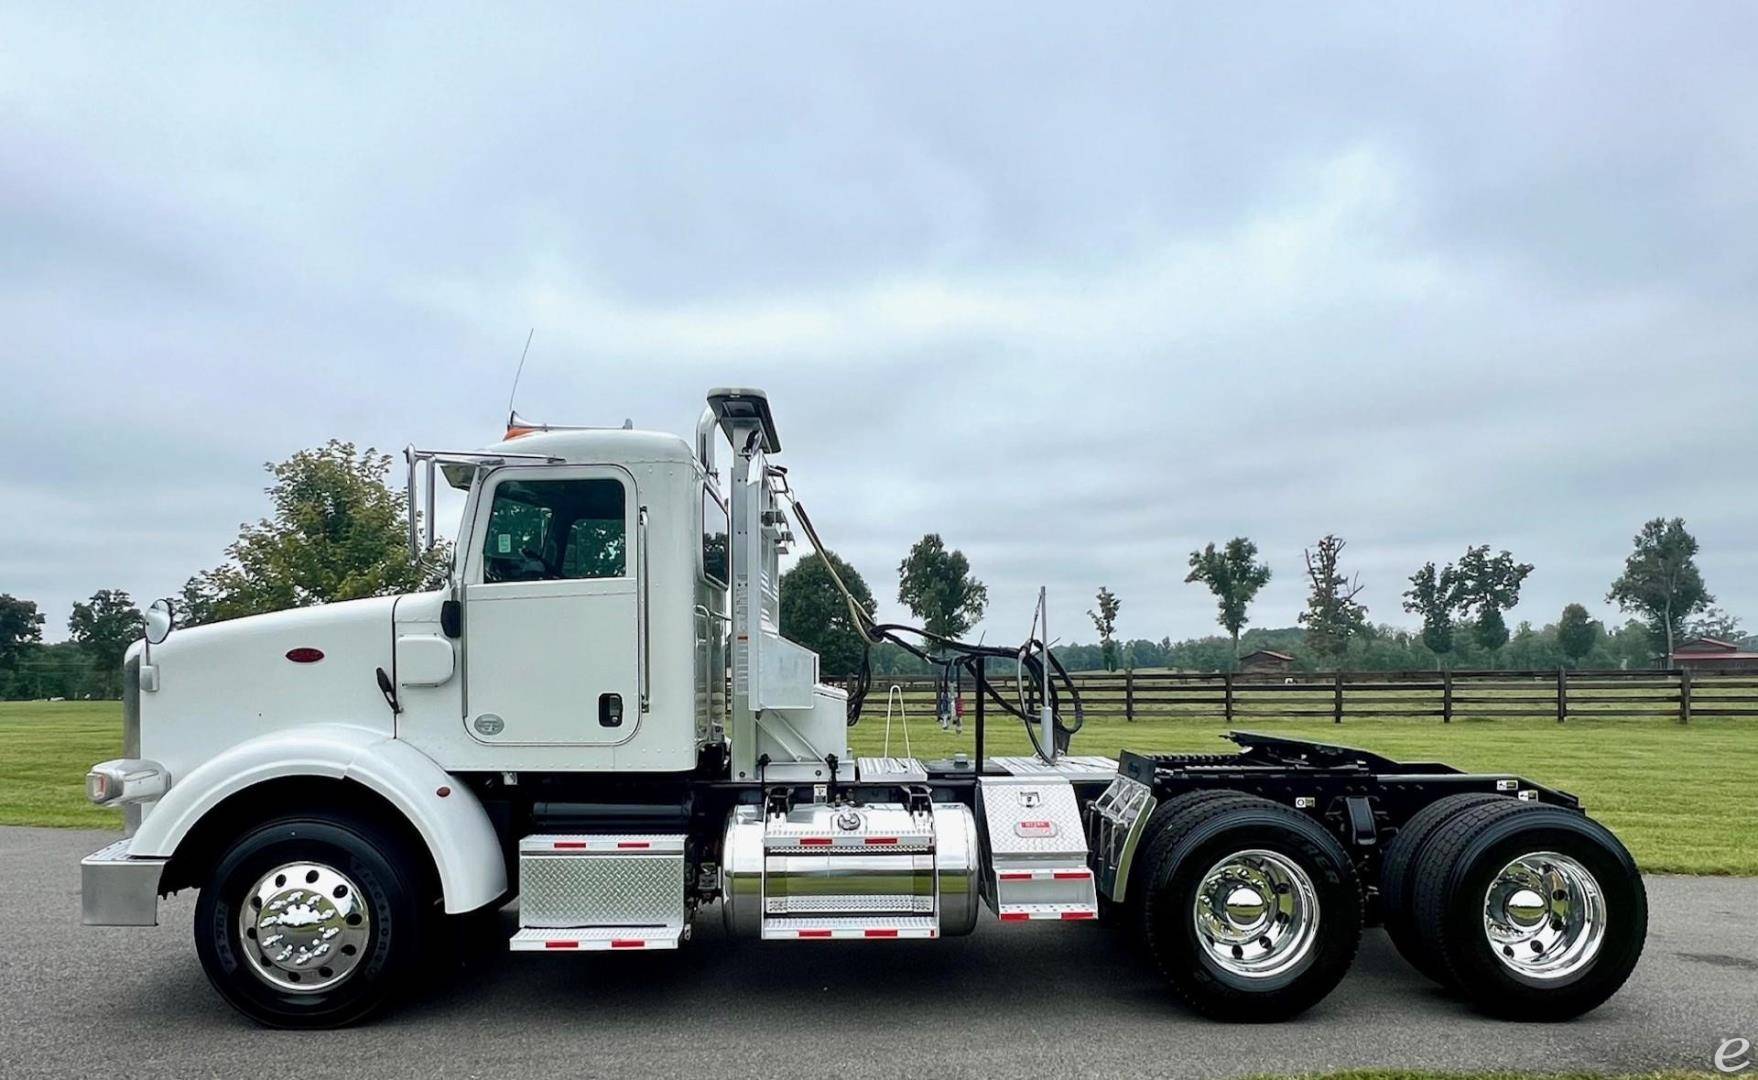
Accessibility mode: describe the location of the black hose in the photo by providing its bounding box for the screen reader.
[845,621,1084,755]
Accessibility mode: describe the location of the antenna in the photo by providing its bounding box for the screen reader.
[505,327,535,422]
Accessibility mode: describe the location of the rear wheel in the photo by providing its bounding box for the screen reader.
[1410,801,1647,1020]
[193,813,432,1028]
[1379,792,1516,984]
[1122,791,1261,939]
[1139,797,1362,1021]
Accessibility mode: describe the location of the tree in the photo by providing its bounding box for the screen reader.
[68,590,144,698]
[896,534,987,639]
[1607,517,1713,658]
[1088,587,1122,672]
[1298,535,1367,666]
[1185,538,1272,662]
[1556,603,1600,668]
[1682,606,1744,645]
[1402,562,1462,667]
[1455,545,1534,662]
[780,551,877,679]
[0,594,45,672]
[180,441,450,625]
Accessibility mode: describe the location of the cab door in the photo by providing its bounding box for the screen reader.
[463,465,640,746]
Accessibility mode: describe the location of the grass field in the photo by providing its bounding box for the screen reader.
[4,700,1753,874]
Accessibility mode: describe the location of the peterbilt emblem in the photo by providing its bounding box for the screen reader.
[473,714,505,736]
[835,809,863,831]
[1017,790,1042,808]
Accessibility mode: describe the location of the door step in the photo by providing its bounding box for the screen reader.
[761,915,940,941]
[510,927,683,952]
[515,833,687,942]
[996,902,1099,922]
[977,775,1100,921]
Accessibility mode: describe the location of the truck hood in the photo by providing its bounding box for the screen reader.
[138,595,402,782]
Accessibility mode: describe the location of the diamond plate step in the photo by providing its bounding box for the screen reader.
[996,902,1098,922]
[510,927,683,952]
[761,915,940,941]
[516,833,687,930]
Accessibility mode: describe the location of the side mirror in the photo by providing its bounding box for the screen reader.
[144,598,176,645]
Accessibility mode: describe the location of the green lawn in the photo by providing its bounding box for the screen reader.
[4,701,1753,875]
[1,701,126,829]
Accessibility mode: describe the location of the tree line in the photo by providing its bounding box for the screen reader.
[1,437,1744,698]
[785,520,1744,677]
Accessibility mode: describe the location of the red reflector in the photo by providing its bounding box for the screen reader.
[999,912,1030,922]
[545,940,579,949]
[863,929,899,938]
[798,930,833,939]
[1053,871,1090,880]
[864,837,898,846]
[609,939,644,949]
[553,841,588,849]
[998,872,1033,881]
[800,837,833,846]
[1060,911,1097,920]
[616,841,650,849]
[285,647,324,663]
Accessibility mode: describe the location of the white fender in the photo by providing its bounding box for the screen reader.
[129,724,507,913]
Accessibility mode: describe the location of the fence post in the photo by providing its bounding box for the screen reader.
[1125,668,1135,724]
[1223,671,1234,725]
[1333,671,1344,724]
[1556,667,1567,724]
[1442,668,1452,723]
[1679,667,1692,725]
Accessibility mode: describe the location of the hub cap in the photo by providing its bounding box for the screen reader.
[239,862,371,993]
[1192,849,1320,979]
[1483,851,1605,980]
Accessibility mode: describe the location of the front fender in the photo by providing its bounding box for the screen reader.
[129,724,506,913]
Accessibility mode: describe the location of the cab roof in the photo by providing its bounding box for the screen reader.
[479,426,698,468]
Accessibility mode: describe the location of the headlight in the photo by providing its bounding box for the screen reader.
[85,760,170,806]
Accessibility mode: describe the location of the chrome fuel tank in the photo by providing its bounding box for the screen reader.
[721,801,980,937]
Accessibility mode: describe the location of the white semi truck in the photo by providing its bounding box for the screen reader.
[82,388,1647,1027]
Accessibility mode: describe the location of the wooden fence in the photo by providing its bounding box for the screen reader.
[832,668,1758,724]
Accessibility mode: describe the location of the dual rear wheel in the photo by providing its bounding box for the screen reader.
[1382,797,1647,1020]
[1134,794,1362,1022]
[1129,791,1646,1022]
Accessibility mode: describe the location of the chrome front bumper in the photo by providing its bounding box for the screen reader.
[82,838,167,926]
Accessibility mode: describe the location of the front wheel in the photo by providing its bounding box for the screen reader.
[1140,798,1362,1022]
[193,813,433,1028]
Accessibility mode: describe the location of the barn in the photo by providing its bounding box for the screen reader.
[1239,649,1296,675]
[1669,637,1758,673]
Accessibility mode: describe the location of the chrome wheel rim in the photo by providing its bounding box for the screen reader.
[1192,849,1320,979]
[1482,850,1605,981]
[239,861,371,993]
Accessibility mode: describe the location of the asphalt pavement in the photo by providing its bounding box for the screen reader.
[3,826,1753,1079]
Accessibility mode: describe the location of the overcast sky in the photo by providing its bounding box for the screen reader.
[4,3,1755,646]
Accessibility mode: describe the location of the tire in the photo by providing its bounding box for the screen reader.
[1125,791,1262,942]
[1139,797,1363,1021]
[1409,800,1647,1020]
[194,812,433,1028]
[1379,792,1516,985]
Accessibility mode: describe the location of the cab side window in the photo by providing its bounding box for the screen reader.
[482,478,626,583]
